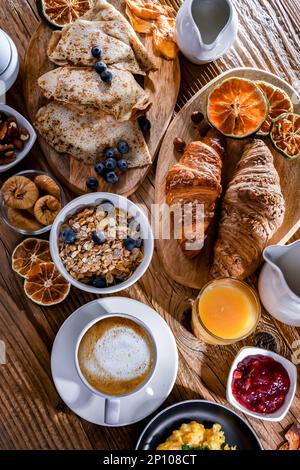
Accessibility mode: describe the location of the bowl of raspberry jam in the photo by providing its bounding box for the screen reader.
[227,347,297,421]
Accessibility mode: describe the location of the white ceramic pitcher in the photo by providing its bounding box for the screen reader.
[0,29,19,95]
[175,0,238,64]
[258,240,300,326]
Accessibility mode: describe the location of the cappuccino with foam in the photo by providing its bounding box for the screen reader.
[77,316,155,396]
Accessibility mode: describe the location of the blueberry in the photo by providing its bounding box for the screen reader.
[94,162,106,175]
[92,276,107,288]
[124,237,136,251]
[92,230,106,245]
[100,69,113,83]
[117,141,129,155]
[104,147,116,159]
[86,176,99,191]
[117,159,128,171]
[138,115,151,133]
[129,219,140,233]
[114,275,125,284]
[105,171,119,184]
[135,237,143,248]
[105,157,117,170]
[94,61,107,74]
[91,46,102,59]
[61,227,76,244]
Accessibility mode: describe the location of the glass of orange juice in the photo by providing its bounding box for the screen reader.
[192,278,261,345]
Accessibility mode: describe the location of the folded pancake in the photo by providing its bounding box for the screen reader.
[35,102,151,168]
[38,66,151,122]
[48,0,156,75]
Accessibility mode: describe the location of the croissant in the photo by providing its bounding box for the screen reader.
[165,129,225,258]
[210,139,285,280]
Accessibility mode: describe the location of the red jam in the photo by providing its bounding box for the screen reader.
[231,354,290,414]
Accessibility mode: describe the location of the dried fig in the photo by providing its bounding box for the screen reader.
[34,175,61,199]
[7,207,43,232]
[1,176,39,210]
[34,195,61,225]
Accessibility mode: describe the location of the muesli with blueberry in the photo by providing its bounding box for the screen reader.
[59,201,144,287]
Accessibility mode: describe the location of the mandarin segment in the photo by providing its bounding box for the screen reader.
[207,77,268,138]
[12,238,51,277]
[271,112,300,159]
[24,262,70,305]
[256,81,293,136]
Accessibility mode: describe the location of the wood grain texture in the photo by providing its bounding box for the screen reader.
[0,0,299,451]
[23,14,180,196]
[155,68,300,289]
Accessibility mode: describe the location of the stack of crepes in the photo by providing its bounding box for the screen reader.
[35,0,158,169]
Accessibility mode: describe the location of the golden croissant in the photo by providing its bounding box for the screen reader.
[210,139,285,280]
[165,129,225,258]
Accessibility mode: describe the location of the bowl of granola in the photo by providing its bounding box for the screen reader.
[49,193,154,294]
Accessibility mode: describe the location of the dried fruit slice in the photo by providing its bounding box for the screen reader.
[153,17,178,60]
[125,5,154,34]
[207,77,268,138]
[34,174,61,199]
[256,81,294,136]
[34,195,61,225]
[38,0,94,28]
[12,238,51,277]
[24,262,70,306]
[1,175,39,210]
[7,207,44,232]
[125,0,173,20]
[270,112,300,160]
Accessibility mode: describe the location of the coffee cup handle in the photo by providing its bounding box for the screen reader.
[104,398,120,425]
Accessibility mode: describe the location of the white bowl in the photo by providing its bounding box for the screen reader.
[0,104,36,172]
[227,347,297,422]
[50,193,154,294]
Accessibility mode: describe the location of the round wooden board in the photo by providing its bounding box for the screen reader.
[155,67,300,290]
[23,3,180,196]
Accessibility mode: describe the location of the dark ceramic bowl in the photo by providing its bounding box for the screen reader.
[136,400,262,450]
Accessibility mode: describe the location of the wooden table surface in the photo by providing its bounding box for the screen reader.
[0,0,299,450]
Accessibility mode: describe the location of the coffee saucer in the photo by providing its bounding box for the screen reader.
[51,297,178,426]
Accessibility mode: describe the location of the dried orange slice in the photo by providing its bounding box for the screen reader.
[270,113,300,160]
[24,262,70,306]
[256,81,293,136]
[38,0,94,28]
[207,77,268,138]
[12,238,51,277]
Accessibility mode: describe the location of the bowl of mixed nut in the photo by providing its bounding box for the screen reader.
[0,104,36,172]
[49,193,154,294]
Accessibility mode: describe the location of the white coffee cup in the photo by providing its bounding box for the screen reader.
[74,313,157,425]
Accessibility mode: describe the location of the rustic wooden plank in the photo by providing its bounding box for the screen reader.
[0,0,299,450]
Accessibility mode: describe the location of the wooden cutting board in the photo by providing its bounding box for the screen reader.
[23,1,180,196]
[155,68,300,289]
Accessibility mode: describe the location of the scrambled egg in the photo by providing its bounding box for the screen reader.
[157,421,236,450]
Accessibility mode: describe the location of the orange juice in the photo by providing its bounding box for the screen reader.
[192,279,260,345]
